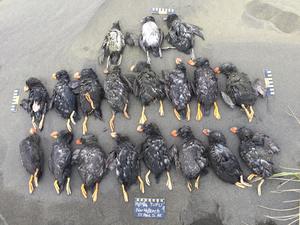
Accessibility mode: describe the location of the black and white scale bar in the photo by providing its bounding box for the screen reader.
[11,89,20,112]
[264,69,275,96]
[151,8,175,15]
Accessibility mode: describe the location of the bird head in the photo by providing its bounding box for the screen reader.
[52,70,70,82]
[188,57,209,67]
[164,14,179,28]
[76,134,98,145]
[130,61,150,73]
[74,68,97,80]
[171,126,193,139]
[203,129,226,145]
[137,123,161,136]
[175,58,186,72]
[51,130,73,143]
[112,21,121,30]
[141,16,155,24]
[213,63,237,77]
[24,77,43,92]
[230,127,253,141]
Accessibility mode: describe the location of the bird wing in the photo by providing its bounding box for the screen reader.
[184,23,205,40]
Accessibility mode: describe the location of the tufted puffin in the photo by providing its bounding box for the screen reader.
[50,70,78,132]
[70,68,104,135]
[104,66,132,135]
[130,62,165,126]
[163,58,192,121]
[171,126,208,192]
[99,21,135,73]
[164,14,204,59]
[202,129,251,189]
[72,134,107,202]
[20,77,50,130]
[137,123,176,190]
[230,127,280,196]
[19,128,43,194]
[213,63,265,122]
[107,133,144,202]
[188,57,221,121]
[139,16,164,64]
[49,130,73,195]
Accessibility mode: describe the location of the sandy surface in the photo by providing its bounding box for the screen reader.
[0,0,300,224]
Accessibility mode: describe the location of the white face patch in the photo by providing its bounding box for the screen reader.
[142,21,160,47]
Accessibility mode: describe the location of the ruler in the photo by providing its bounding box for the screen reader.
[11,89,20,112]
[264,69,275,96]
[151,8,175,15]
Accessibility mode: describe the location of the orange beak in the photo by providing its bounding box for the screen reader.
[74,72,81,80]
[187,59,195,66]
[171,130,178,137]
[213,67,221,74]
[75,139,82,145]
[50,131,59,139]
[175,58,182,65]
[29,127,37,135]
[202,129,211,136]
[136,125,144,132]
[51,73,57,80]
[230,127,238,134]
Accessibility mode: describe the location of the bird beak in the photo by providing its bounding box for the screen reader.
[187,59,196,66]
[202,129,211,136]
[110,132,117,138]
[29,127,37,134]
[75,139,82,145]
[52,73,57,80]
[230,127,238,134]
[74,72,81,80]
[171,130,178,137]
[24,85,29,92]
[175,58,182,65]
[50,131,59,139]
[163,17,167,21]
[130,65,135,72]
[136,125,144,132]
[213,67,221,74]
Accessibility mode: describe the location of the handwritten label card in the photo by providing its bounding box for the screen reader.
[134,198,166,219]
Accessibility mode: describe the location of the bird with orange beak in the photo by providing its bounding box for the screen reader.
[50,70,78,132]
[49,130,73,195]
[213,63,265,122]
[19,128,43,194]
[230,126,280,196]
[72,134,107,203]
[163,58,192,121]
[70,68,104,135]
[20,77,50,131]
[171,126,208,192]
[188,57,221,121]
[202,128,251,189]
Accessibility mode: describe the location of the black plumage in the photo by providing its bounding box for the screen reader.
[70,68,104,134]
[49,130,73,195]
[165,14,204,58]
[137,123,175,190]
[20,77,50,131]
[231,127,280,178]
[188,57,221,120]
[131,62,165,125]
[214,63,263,122]
[164,58,192,121]
[171,126,208,191]
[19,128,43,194]
[104,66,132,134]
[72,134,107,202]
[50,70,78,132]
[203,129,250,188]
[107,133,144,202]
[139,16,164,64]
